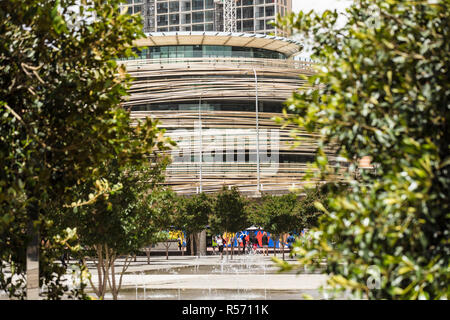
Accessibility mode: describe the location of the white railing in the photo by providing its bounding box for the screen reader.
[120,57,316,72]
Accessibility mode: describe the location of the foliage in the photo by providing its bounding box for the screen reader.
[0,0,162,299]
[293,185,330,230]
[174,192,212,255]
[65,153,171,300]
[250,193,299,236]
[177,193,212,235]
[209,186,248,235]
[276,0,449,299]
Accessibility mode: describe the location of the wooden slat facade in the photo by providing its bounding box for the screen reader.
[123,56,343,195]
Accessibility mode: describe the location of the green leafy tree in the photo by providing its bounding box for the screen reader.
[148,188,181,260]
[175,192,212,256]
[210,186,248,259]
[0,0,161,299]
[293,185,330,231]
[276,0,449,299]
[67,154,170,300]
[250,193,298,259]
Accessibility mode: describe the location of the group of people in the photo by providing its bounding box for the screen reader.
[212,231,298,257]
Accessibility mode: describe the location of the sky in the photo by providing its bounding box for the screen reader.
[291,0,352,59]
[292,0,352,14]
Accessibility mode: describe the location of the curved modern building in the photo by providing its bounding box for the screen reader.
[122,32,337,195]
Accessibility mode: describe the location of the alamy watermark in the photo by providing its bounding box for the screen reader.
[168,126,280,175]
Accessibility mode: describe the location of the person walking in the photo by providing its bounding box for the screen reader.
[212,236,218,255]
[262,232,269,256]
[241,233,247,255]
[287,233,296,255]
[216,235,224,260]
[249,232,257,253]
[177,237,182,252]
[237,234,243,255]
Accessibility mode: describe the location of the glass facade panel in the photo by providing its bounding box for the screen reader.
[192,0,204,11]
[205,10,214,22]
[180,0,190,11]
[170,14,180,24]
[130,100,286,113]
[181,13,191,24]
[265,6,274,16]
[157,15,168,26]
[243,20,254,32]
[243,7,254,18]
[128,45,287,60]
[192,11,204,23]
[157,2,168,13]
[169,1,179,12]
[193,24,205,31]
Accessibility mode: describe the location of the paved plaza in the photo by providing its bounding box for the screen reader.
[83,253,329,300]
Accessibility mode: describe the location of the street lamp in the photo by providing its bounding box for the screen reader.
[198,91,204,193]
[253,68,261,193]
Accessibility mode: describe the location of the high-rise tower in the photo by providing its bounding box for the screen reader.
[122,0,292,36]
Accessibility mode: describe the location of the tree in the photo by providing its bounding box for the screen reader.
[175,193,212,256]
[250,193,298,260]
[148,188,181,260]
[293,185,330,231]
[210,186,248,259]
[0,0,163,299]
[66,154,170,300]
[276,0,449,299]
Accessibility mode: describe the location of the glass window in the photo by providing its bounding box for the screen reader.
[181,0,190,11]
[169,1,179,12]
[134,5,142,14]
[205,0,214,9]
[192,0,204,10]
[157,27,168,32]
[168,46,177,58]
[181,25,191,31]
[192,11,204,23]
[257,19,265,30]
[205,10,214,22]
[243,7,254,18]
[256,6,264,18]
[243,20,254,32]
[266,20,274,29]
[157,14,168,26]
[128,45,287,60]
[157,2,168,13]
[243,0,253,5]
[170,14,180,24]
[192,24,205,31]
[265,5,274,17]
[160,46,169,58]
[193,45,202,57]
[181,13,191,24]
[183,46,194,57]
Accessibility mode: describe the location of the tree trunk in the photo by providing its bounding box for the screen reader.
[190,234,195,256]
[165,239,169,260]
[230,238,234,260]
[145,247,151,264]
[273,234,277,257]
[26,221,40,300]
